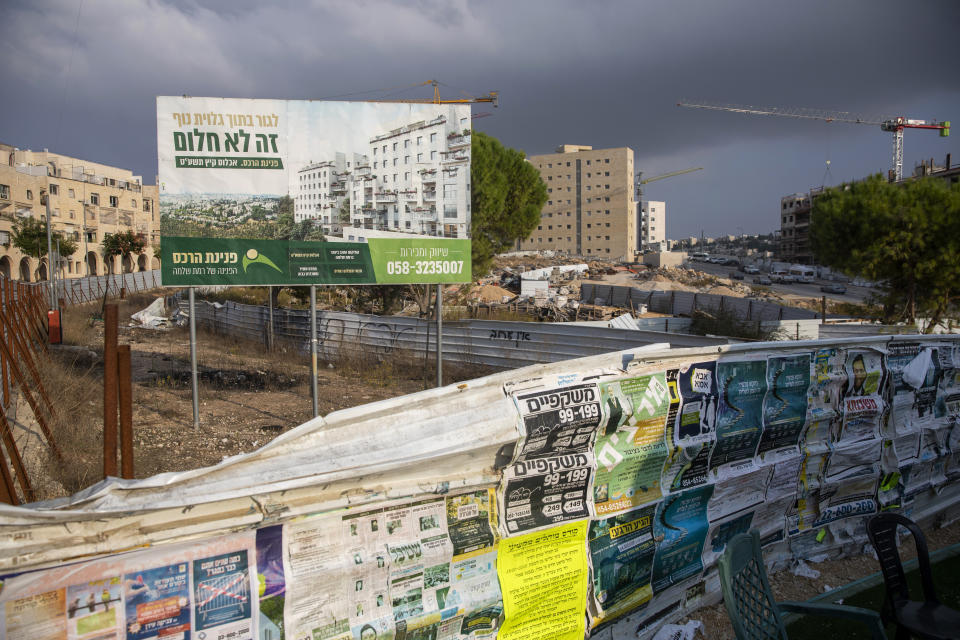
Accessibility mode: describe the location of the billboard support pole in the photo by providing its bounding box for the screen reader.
[189,287,200,429]
[310,285,319,417]
[268,286,275,352]
[436,283,443,388]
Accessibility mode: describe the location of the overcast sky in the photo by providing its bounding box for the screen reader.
[1,0,957,238]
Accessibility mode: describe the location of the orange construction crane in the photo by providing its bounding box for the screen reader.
[362,80,498,110]
[678,100,949,181]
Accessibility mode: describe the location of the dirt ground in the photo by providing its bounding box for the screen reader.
[15,294,445,500]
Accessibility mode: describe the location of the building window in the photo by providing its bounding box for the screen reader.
[417,136,422,146]
[392,142,398,151]
[404,139,410,148]
[131,199,137,208]
[605,159,610,163]
[404,156,409,164]
[417,153,423,162]
[69,209,75,219]
[109,195,118,207]
[373,161,378,169]
[68,188,75,198]
[430,151,437,160]
[0,184,8,199]
[26,189,33,200]
[50,184,59,195]
[90,193,99,205]
[430,133,437,143]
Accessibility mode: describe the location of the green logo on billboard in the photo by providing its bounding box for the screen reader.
[242,248,282,273]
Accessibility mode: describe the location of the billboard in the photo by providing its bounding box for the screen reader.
[157,96,472,285]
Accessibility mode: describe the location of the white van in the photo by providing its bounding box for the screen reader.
[770,269,794,283]
[788,265,816,283]
[690,252,709,262]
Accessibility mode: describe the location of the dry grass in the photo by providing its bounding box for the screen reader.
[33,348,103,499]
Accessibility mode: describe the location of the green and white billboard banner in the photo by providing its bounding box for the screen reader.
[157,96,472,285]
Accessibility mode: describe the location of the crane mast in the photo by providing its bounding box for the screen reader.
[678,100,949,181]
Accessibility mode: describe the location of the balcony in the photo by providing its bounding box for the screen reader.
[422,190,437,201]
[447,134,471,148]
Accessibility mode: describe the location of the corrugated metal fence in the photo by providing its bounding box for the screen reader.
[173,297,731,370]
[30,270,162,305]
[580,283,822,321]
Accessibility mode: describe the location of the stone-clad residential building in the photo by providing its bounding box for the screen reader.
[0,142,159,281]
[520,145,636,261]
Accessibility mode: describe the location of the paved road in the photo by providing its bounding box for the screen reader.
[687,261,877,304]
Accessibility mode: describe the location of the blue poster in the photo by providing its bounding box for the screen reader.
[123,562,191,640]
[711,359,768,470]
[758,354,811,455]
[193,550,252,632]
[650,485,714,593]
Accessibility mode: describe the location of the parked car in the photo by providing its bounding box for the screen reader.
[744,266,760,274]
[723,258,740,266]
[753,276,773,285]
[820,283,847,294]
[730,272,744,280]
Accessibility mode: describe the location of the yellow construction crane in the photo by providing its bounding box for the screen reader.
[361,79,498,110]
[678,100,950,181]
[637,167,704,202]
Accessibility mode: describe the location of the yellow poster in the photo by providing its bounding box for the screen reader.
[496,520,588,640]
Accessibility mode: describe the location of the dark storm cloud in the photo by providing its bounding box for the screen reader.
[1,0,956,236]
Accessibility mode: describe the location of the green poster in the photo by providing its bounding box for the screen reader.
[593,373,671,517]
[161,236,469,285]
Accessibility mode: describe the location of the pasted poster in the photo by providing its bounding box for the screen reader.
[500,453,592,535]
[662,364,715,493]
[283,516,352,640]
[0,534,257,640]
[123,562,191,640]
[650,485,713,593]
[193,551,253,640]
[5,589,66,640]
[67,577,122,640]
[256,525,286,640]
[446,489,497,559]
[497,521,588,640]
[587,505,657,626]
[158,96,472,286]
[711,358,768,477]
[935,367,960,421]
[888,343,944,433]
[512,383,603,461]
[758,354,810,459]
[593,373,670,516]
[839,349,887,443]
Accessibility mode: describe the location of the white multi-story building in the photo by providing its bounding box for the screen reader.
[638,200,665,248]
[295,153,365,226]
[295,106,471,239]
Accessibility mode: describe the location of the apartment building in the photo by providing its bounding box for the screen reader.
[520,145,636,260]
[779,190,823,264]
[294,106,472,239]
[639,200,665,249]
[0,143,159,281]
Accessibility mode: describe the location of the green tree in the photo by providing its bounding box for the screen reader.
[101,230,146,260]
[338,198,351,223]
[811,175,960,330]
[470,131,547,277]
[11,216,78,260]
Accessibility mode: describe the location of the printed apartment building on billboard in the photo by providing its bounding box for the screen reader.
[157,96,472,285]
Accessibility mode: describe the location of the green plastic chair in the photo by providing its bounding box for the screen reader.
[718,530,887,640]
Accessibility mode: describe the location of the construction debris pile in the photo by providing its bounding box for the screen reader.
[455,256,811,321]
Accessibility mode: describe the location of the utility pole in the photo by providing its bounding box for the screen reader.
[43,190,57,310]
